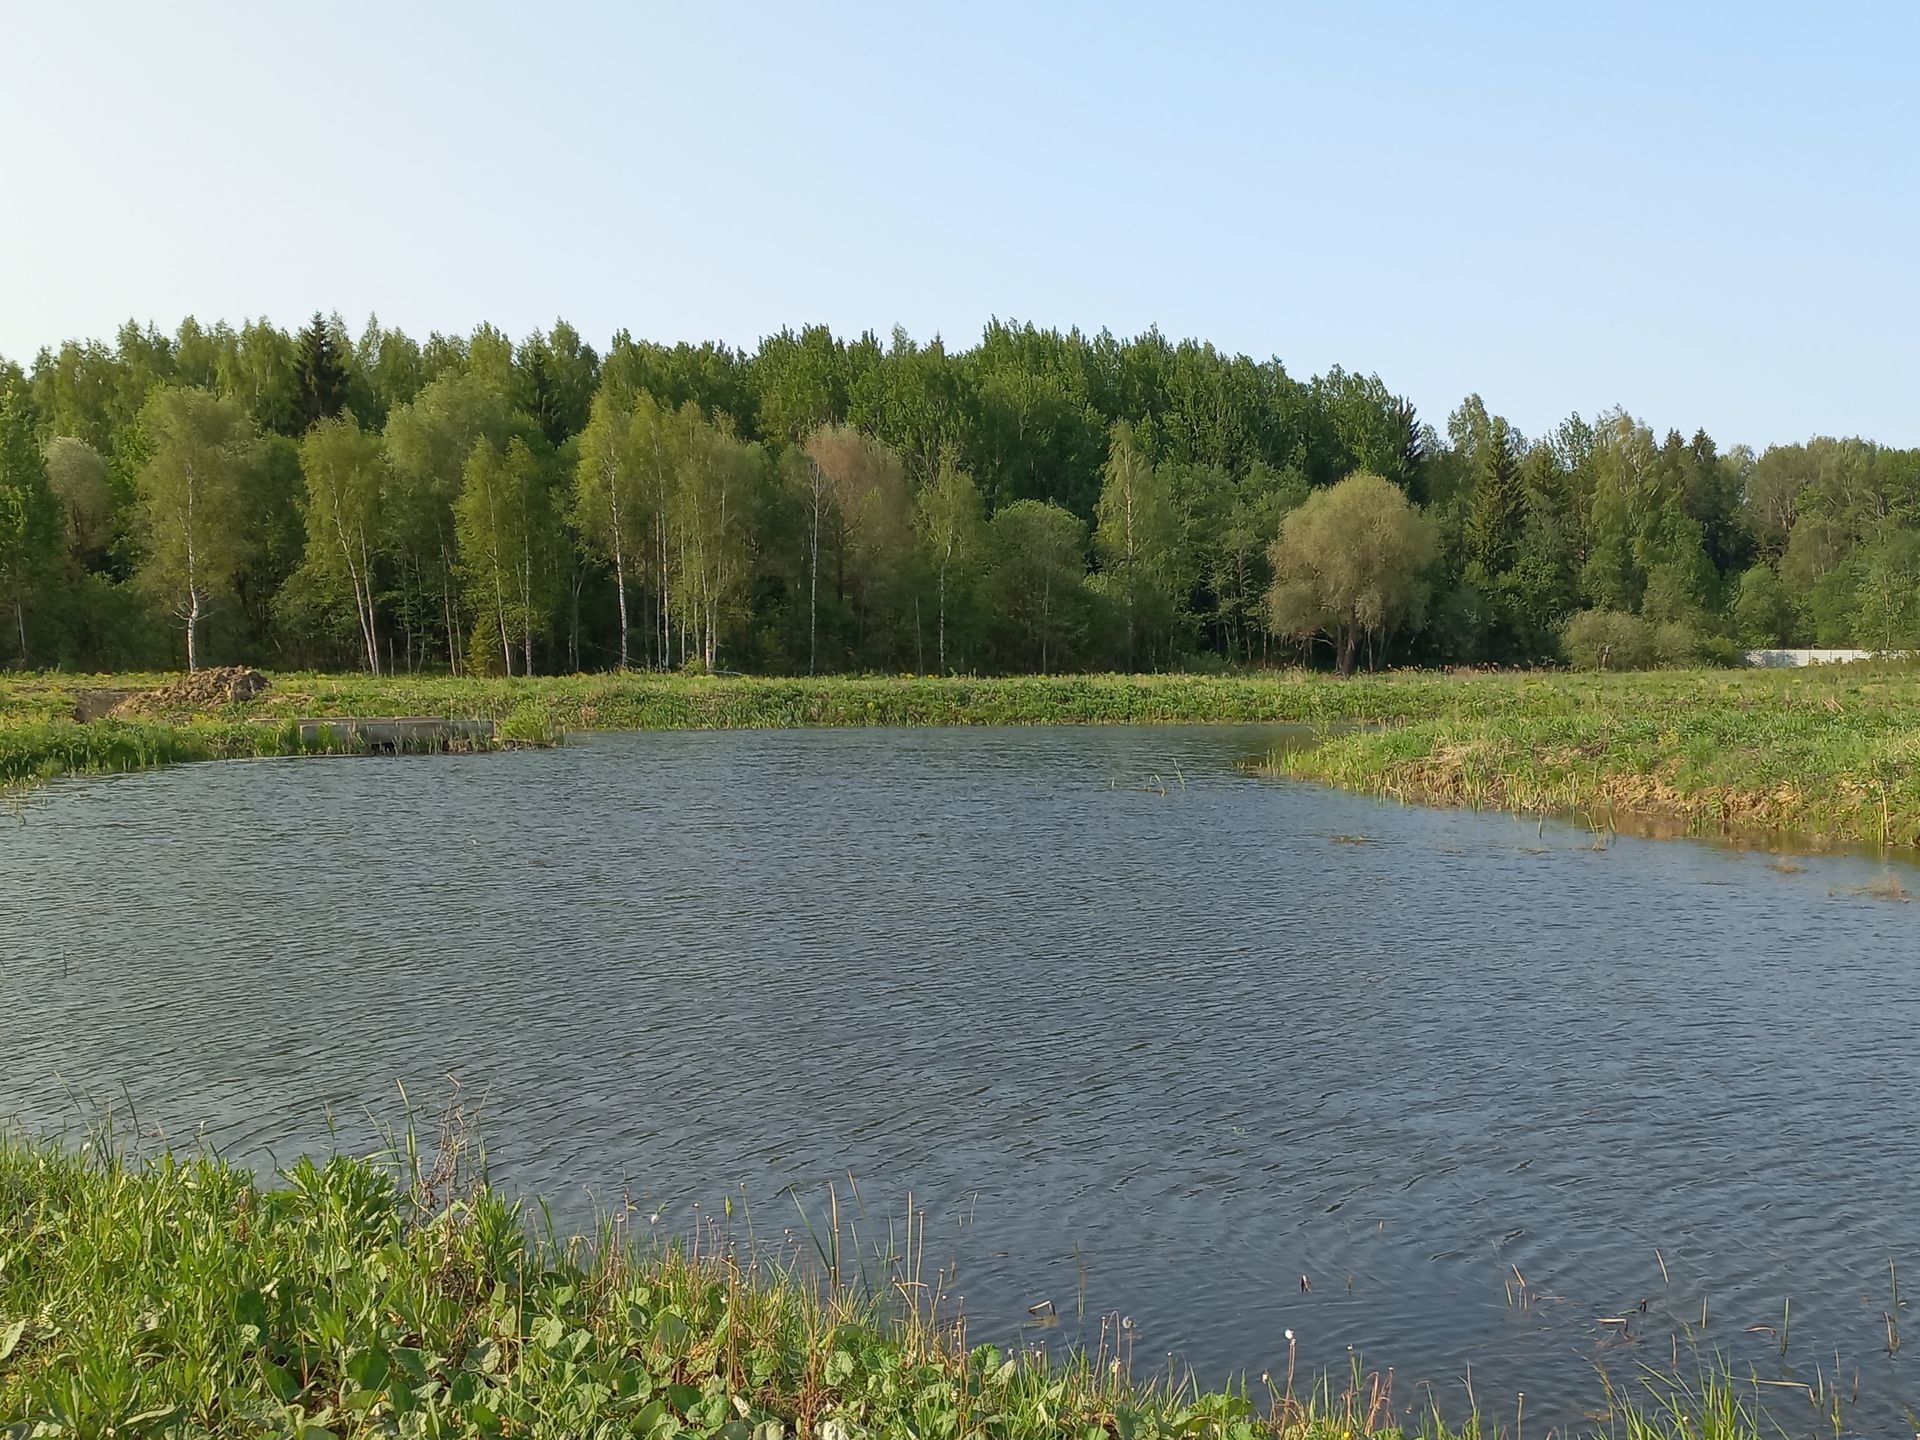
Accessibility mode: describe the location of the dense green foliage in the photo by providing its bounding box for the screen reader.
[7,316,1912,675]
[0,1131,1774,1438]
[1266,475,1435,676]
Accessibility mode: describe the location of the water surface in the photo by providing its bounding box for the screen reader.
[3,728,1916,1432]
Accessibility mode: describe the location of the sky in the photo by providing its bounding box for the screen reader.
[3,1,1916,450]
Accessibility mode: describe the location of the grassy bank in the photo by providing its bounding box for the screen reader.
[0,717,409,791]
[7,667,1920,848]
[1263,667,1920,849]
[0,671,1441,733]
[0,672,1424,792]
[0,1131,1770,1439]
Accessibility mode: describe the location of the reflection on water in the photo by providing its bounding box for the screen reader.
[2,727,1917,1433]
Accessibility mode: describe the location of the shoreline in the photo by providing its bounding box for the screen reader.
[0,1130,1784,1439]
[5,668,1920,850]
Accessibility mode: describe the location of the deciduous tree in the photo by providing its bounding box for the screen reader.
[385,373,516,671]
[299,414,387,673]
[134,387,257,670]
[1267,471,1435,676]
[0,386,60,663]
[989,500,1086,673]
[42,436,113,565]
[666,407,758,669]
[456,438,556,675]
[574,390,644,667]
[915,447,985,672]
[1092,421,1180,669]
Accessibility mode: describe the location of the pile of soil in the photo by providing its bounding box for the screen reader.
[109,667,272,717]
[72,688,142,722]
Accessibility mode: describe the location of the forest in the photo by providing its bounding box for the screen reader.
[0,312,1914,676]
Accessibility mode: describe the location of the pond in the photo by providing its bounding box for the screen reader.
[3,727,1916,1433]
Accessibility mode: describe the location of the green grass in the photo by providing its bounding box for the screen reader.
[0,1127,1781,1440]
[0,715,522,791]
[0,672,1413,792]
[0,670,1436,732]
[8,666,1920,848]
[1264,666,1920,849]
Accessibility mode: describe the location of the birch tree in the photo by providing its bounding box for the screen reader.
[629,392,680,669]
[384,373,513,671]
[794,429,842,672]
[574,391,637,667]
[298,414,386,673]
[563,388,680,669]
[914,447,984,672]
[135,387,256,671]
[1092,420,1179,668]
[666,406,757,669]
[456,437,555,674]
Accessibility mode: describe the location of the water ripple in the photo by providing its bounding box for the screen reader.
[2,726,1917,1432]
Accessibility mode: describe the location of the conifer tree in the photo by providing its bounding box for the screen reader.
[1464,416,1524,576]
[293,312,351,431]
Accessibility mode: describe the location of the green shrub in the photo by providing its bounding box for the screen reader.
[1653,621,1703,667]
[1649,622,1743,669]
[1696,633,1744,667]
[1561,609,1657,669]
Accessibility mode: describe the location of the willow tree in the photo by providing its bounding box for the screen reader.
[42,436,113,567]
[298,413,386,673]
[135,387,257,671]
[1267,471,1435,676]
[914,447,984,672]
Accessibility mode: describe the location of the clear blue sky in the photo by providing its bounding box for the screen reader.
[5,1,1915,450]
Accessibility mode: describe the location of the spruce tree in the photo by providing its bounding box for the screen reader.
[520,340,565,447]
[1464,416,1525,576]
[293,311,351,431]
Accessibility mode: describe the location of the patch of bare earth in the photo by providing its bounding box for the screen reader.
[108,667,272,718]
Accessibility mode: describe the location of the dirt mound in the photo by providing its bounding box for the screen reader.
[110,667,272,716]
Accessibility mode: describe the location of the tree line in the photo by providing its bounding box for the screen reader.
[0,312,1913,676]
